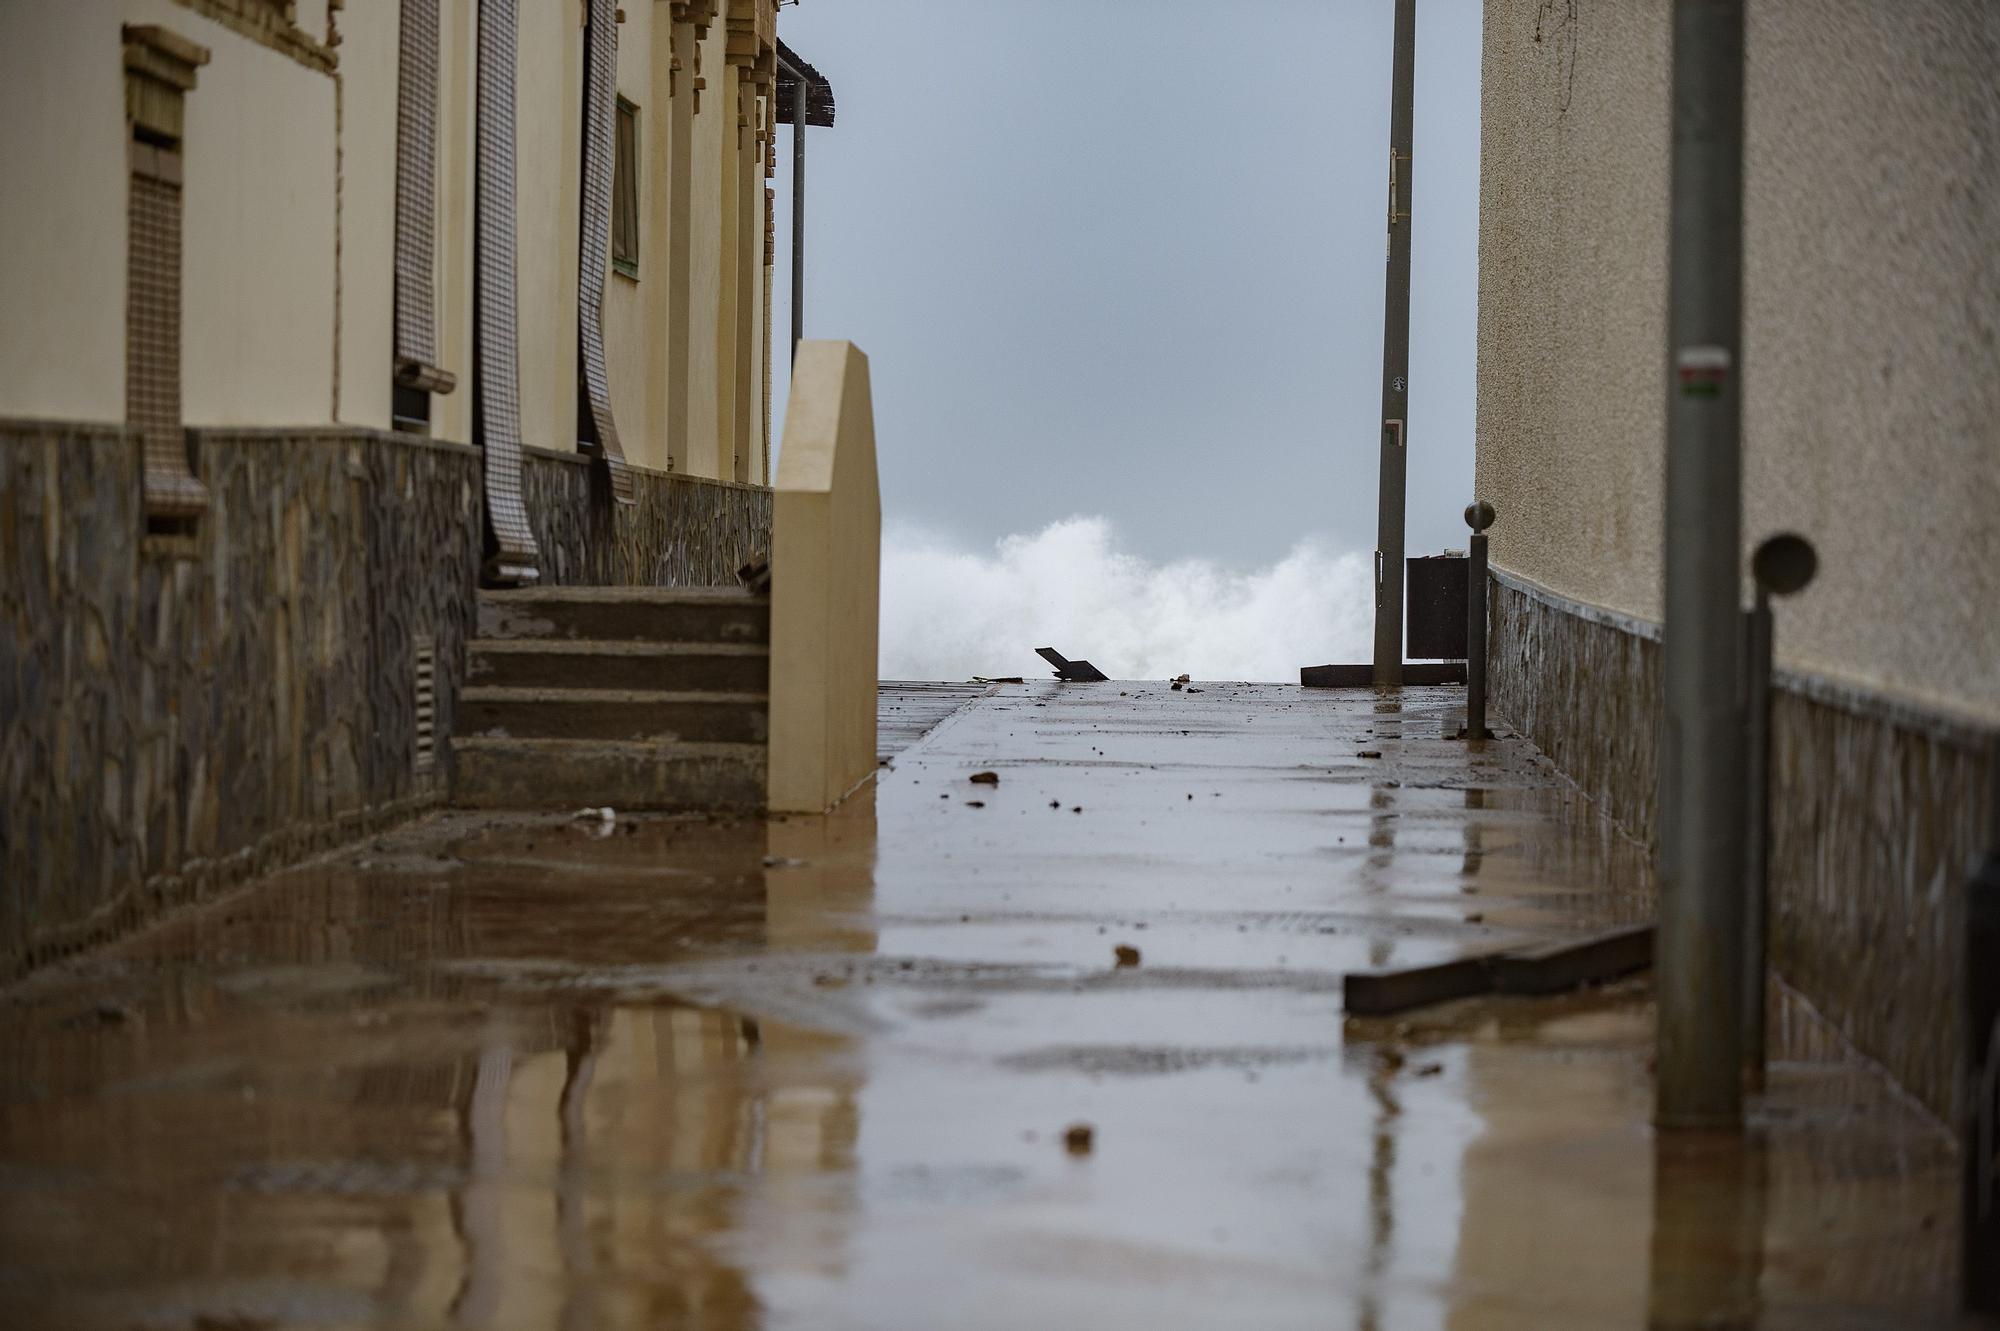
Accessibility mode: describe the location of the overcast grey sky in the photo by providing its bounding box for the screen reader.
[770,0,1484,572]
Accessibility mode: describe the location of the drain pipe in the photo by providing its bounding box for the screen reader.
[1657,0,1749,1132]
[777,50,809,364]
[790,67,806,362]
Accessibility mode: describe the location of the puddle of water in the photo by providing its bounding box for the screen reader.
[0,687,1964,1329]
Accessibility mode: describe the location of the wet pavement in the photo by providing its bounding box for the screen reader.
[0,682,1968,1329]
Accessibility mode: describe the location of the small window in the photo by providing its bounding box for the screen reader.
[612,96,639,278]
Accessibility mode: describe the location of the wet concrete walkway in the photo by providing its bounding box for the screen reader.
[0,683,1965,1329]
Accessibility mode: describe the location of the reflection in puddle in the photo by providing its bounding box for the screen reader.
[0,803,880,1331]
[0,690,1969,1329]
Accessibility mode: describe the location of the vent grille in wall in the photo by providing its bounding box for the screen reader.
[413,634,437,774]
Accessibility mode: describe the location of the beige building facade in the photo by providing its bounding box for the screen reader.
[0,0,822,977]
[1474,0,1997,1120]
[1,0,780,482]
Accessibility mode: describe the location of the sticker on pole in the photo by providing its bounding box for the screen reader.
[1676,345,1731,398]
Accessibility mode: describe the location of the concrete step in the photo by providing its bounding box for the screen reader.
[477,586,770,646]
[453,737,765,811]
[456,687,768,744]
[468,639,769,693]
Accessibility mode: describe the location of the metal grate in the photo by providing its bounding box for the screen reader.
[576,0,634,503]
[474,0,543,583]
[393,0,452,397]
[128,139,206,520]
[413,634,437,774]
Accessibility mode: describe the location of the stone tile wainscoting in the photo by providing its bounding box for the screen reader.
[1489,567,1995,1125]
[0,421,770,979]
[523,446,771,587]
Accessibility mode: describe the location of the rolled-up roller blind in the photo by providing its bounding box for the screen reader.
[578,0,634,502]
[393,0,452,393]
[475,0,542,584]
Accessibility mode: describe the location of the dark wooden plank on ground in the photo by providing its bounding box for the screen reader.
[1301,662,1467,688]
[1488,925,1655,995]
[1345,925,1656,1016]
[1344,955,1495,1015]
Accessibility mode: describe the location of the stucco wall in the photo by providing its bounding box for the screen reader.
[1475,0,2000,722]
[335,0,397,431]
[0,2,778,473]
[0,7,127,422]
[0,3,336,427]
[164,2,338,427]
[516,0,584,455]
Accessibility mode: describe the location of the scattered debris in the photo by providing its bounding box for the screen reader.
[573,806,616,822]
[64,1003,136,1030]
[1356,751,1383,760]
[973,676,1025,684]
[969,771,1000,785]
[1465,913,1486,924]
[1049,799,1062,809]
[1037,648,1109,683]
[736,549,771,593]
[762,855,808,869]
[1063,1123,1095,1155]
[1071,806,1083,814]
[1114,944,1141,967]
[1185,687,1204,694]
[965,800,986,808]
[1376,1046,1406,1072]
[1413,1062,1444,1077]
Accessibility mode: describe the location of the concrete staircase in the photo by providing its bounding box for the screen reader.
[452,586,769,810]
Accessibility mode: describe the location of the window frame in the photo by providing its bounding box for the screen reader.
[611,94,640,280]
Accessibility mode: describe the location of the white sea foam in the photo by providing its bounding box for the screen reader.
[879,516,1372,683]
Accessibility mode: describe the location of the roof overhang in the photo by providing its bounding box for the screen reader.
[774,39,836,128]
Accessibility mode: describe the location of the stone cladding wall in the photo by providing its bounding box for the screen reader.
[523,448,771,587]
[1489,569,1995,1125]
[0,423,770,978]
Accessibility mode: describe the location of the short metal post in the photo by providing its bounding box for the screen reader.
[1966,737,2000,1316]
[1464,500,1496,741]
[1741,533,1816,1096]
[1741,589,1773,1090]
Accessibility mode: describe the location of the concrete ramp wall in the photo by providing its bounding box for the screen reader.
[768,342,882,814]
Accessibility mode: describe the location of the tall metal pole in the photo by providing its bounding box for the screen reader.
[1657,0,1748,1132]
[1371,0,1415,686]
[790,72,806,363]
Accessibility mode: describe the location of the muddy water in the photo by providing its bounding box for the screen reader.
[0,684,1962,1328]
